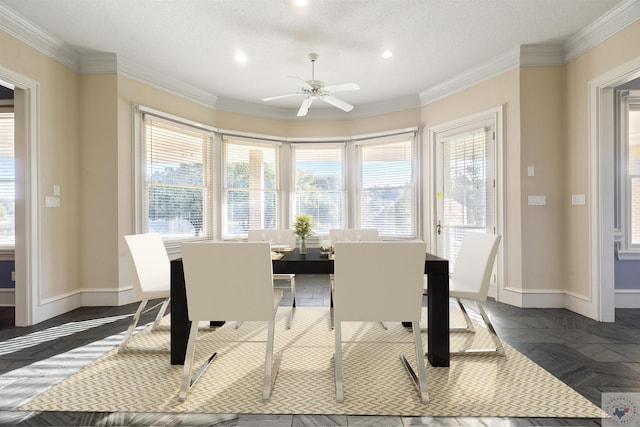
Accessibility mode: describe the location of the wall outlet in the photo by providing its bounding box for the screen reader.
[11,271,15,282]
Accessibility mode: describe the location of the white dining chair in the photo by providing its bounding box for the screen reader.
[247,228,296,328]
[179,241,282,401]
[332,241,428,403]
[120,233,171,353]
[328,228,381,329]
[447,232,503,355]
[422,232,503,355]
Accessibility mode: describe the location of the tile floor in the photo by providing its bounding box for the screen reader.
[0,274,638,426]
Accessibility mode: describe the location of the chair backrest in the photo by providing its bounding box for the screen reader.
[329,228,380,242]
[247,229,296,248]
[181,241,275,322]
[452,233,501,301]
[333,241,426,322]
[123,233,170,298]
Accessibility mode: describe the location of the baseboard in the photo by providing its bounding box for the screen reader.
[33,286,136,324]
[0,288,15,306]
[615,289,640,308]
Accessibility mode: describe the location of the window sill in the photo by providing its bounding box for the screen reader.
[617,250,640,261]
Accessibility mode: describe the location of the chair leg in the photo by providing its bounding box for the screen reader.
[454,298,476,333]
[263,320,282,400]
[118,299,147,353]
[418,297,476,333]
[287,276,296,329]
[179,322,199,400]
[450,301,505,356]
[400,321,429,403]
[151,297,170,330]
[179,322,218,401]
[333,321,344,402]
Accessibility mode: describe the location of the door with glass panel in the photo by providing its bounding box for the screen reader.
[435,123,495,269]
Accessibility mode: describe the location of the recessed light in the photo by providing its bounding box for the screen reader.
[294,0,309,6]
[234,51,248,63]
[382,50,393,59]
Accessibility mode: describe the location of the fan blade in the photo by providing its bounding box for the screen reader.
[321,95,354,112]
[289,76,313,89]
[262,93,301,102]
[323,82,360,93]
[297,97,313,117]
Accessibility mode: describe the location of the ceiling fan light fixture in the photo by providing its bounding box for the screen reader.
[262,53,360,117]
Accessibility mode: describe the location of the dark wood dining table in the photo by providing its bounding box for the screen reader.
[170,247,450,367]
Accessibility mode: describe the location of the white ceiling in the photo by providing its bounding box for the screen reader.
[0,0,633,119]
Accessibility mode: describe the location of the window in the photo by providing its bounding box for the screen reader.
[222,137,279,238]
[0,112,14,247]
[356,134,417,238]
[292,144,345,234]
[141,113,212,243]
[134,106,421,246]
[618,90,640,258]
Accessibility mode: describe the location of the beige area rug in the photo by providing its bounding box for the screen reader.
[21,307,604,417]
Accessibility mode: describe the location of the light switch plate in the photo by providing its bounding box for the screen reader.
[45,196,60,208]
[528,195,546,206]
[572,194,585,205]
[527,166,535,177]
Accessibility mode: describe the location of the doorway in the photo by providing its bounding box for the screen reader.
[429,106,503,298]
[0,83,14,328]
[0,65,39,327]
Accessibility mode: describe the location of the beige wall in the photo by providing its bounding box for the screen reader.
[79,74,118,293]
[519,66,565,292]
[564,20,640,297]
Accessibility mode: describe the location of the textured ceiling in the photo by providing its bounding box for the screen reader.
[0,0,629,118]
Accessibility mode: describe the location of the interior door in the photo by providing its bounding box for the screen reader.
[435,123,495,270]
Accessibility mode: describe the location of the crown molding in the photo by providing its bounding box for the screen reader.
[564,0,640,63]
[117,56,218,109]
[0,3,79,71]
[419,47,521,105]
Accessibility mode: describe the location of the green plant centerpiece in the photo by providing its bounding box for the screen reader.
[294,214,314,254]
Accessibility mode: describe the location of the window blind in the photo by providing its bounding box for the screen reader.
[0,113,14,247]
[441,127,490,265]
[358,137,415,238]
[143,114,211,241]
[223,137,279,237]
[292,144,344,234]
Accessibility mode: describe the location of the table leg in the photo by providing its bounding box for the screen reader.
[170,260,189,365]
[427,270,450,367]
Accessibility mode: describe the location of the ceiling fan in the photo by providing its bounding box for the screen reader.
[262,53,360,117]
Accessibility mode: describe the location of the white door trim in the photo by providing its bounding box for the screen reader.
[0,65,40,326]
[427,105,505,299]
[589,56,640,322]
